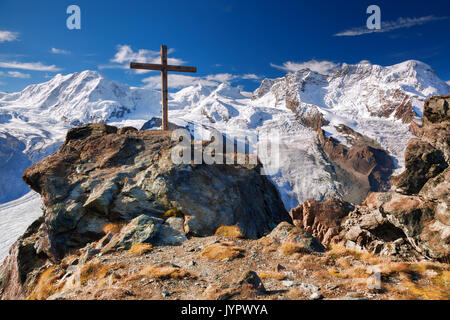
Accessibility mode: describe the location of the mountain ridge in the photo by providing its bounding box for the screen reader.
[0,59,448,206]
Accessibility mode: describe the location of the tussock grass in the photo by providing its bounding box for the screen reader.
[162,208,184,219]
[199,242,245,260]
[128,243,153,256]
[215,225,244,239]
[80,261,111,286]
[257,271,287,280]
[102,222,126,235]
[280,242,310,256]
[140,265,194,280]
[28,266,63,300]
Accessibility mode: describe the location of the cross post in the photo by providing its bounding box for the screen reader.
[130,45,197,131]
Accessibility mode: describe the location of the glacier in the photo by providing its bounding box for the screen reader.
[0,60,449,263]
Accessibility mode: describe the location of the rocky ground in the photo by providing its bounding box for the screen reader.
[0,95,448,300]
[7,228,450,300]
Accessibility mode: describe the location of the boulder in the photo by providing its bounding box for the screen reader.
[290,198,354,247]
[340,95,450,261]
[392,139,447,195]
[265,222,325,253]
[1,123,290,298]
[19,123,289,260]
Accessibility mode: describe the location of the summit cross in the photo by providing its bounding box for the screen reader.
[130,45,197,131]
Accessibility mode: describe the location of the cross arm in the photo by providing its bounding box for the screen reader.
[130,62,197,73]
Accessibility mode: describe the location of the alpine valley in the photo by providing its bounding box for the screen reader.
[0,58,449,301]
[0,60,448,264]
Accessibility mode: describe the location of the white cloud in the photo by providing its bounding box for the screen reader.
[270,60,339,75]
[0,30,19,43]
[242,73,261,80]
[51,48,70,55]
[0,61,61,72]
[143,74,219,89]
[335,16,448,37]
[447,81,450,86]
[143,72,258,89]
[106,45,186,74]
[7,71,30,79]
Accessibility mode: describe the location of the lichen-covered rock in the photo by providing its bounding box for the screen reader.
[341,95,450,261]
[290,198,354,247]
[19,124,289,260]
[1,123,290,299]
[0,217,47,300]
[265,222,325,253]
[423,94,449,125]
[101,215,188,253]
[393,139,447,195]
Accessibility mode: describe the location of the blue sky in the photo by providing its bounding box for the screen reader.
[0,0,449,93]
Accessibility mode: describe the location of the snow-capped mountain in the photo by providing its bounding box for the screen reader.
[0,61,448,207]
[0,70,161,203]
[0,59,448,263]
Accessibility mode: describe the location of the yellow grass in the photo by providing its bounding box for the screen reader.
[128,243,153,256]
[280,242,310,256]
[80,261,111,286]
[28,266,62,300]
[162,208,184,219]
[102,222,126,235]
[215,225,244,239]
[199,242,245,260]
[328,268,348,279]
[258,271,286,280]
[140,265,194,280]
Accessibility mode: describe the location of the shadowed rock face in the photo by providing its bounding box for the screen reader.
[392,139,447,194]
[340,95,450,261]
[317,127,394,204]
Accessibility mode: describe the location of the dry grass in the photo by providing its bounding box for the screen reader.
[162,208,184,219]
[258,237,272,246]
[327,268,348,279]
[258,271,286,280]
[199,242,245,260]
[128,243,153,256]
[80,261,111,286]
[102,222,126,235]
[140,265,194,280]
[280,242,310,256]
[28,266,63,300]
[202,285,238,300]
[215,225,244,239]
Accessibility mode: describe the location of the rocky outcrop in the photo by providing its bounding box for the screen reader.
[0,123,290,299]
[317,126,394,204]
[22,123,289,259]
[290,199,354,247]
[392,139,447,194]
[340,95,450,261]
[264,222,325,253]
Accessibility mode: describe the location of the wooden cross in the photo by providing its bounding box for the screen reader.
[130,45,197,131]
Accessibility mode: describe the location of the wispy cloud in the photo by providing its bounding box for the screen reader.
[447,81,450,86]
[0,30,19,43]
[335,16,448,36]
[0,61,61,72]
[102,45,186,74]
[7,71,30,78]
[51,47,70,55]
[242,73,261,80]
[142,72,259,89]
[271,60,339,75]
